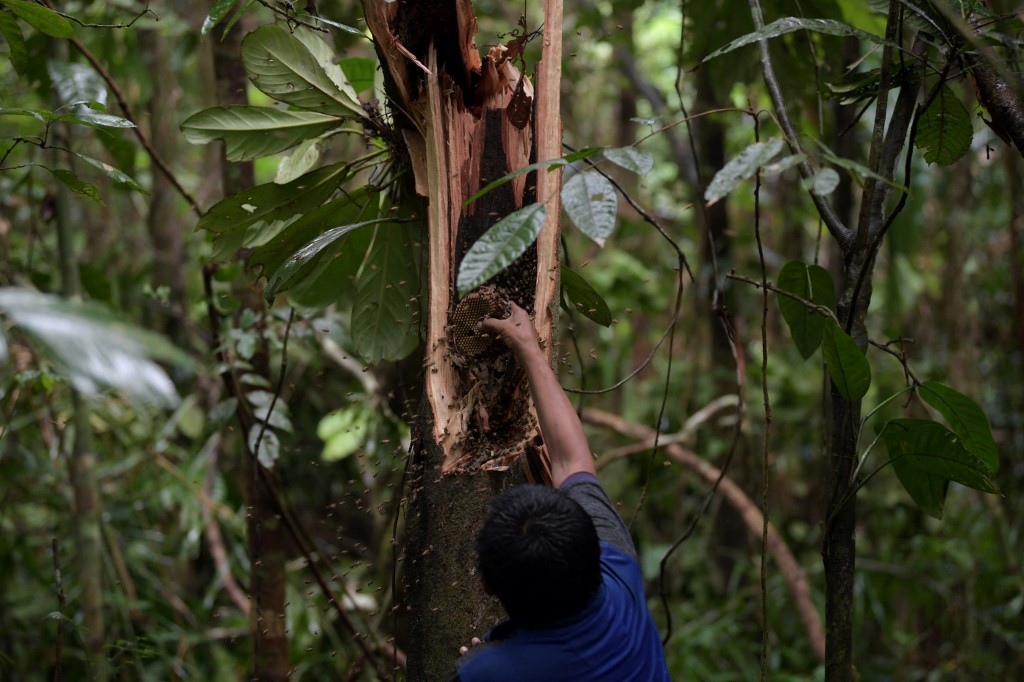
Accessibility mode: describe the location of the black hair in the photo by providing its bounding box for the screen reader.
[476,485,601,627]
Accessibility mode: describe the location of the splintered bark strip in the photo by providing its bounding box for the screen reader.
[532,0,564,345]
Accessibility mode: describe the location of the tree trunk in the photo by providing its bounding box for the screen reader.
[362,0,564,678]
[211,20,291,681]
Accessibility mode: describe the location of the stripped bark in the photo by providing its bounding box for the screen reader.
[361,0,564,677]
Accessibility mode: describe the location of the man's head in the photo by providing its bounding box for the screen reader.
[476,485,601,627]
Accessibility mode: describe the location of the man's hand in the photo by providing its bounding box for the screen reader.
[479,302,541,359]
[458,637,482,656]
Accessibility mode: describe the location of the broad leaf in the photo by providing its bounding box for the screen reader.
[241,24,365,117]
[919,381,998,473]
[275,138,323,184]
[318,401,372,461]
[702,17,883,63]
[180,106,343,161]
[201,0,239,35]
[561,171,617,247]
[0,288,189,406]
[341,57,376,93]
[47,168,103,204]
[47,62,133,128]
[880,417,999,518]
[762,153,805,176]
[75,153,147,194]
[821,319,870,401]
[802,167,840,196]
[890,446,949,519]
[0,0,73,38]
[560,266,612,327]
[602,146,654,176]
[0,11,29,76]
[705,137,785,205]
[352,225,423,363]
[777,261,835,359]
[457,203,546,296]
[197,163,349,261]
[915,85,972,166]
[265,218,387,300]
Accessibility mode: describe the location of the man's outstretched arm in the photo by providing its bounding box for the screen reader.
[480,303,596,487]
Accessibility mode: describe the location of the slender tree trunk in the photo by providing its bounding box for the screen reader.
[211,20,291,681]
[363,0,564,677]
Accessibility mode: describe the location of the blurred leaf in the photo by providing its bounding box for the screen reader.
[275,138,322,184]
[0,288,189,406]
[303,15,367,38]
[821,319,870,401]
[180,106,343,161]
[0,0,73,38]
[196,162,349,261]
[602,146,654,176]
[705,137,785,205]
[248,424,280,469]
[48,61,105,109]
[340,57,376,93]
[74,153,147,194]
[762,153,805,175]
[318,402,372,461]
[702,17,882,63]
[201,0,239,35]
[352,225,423,363]
[915,84,972,166]
[560,266,612,327]
[0,11,29,76]
[802,167,840,196]
[456,203,546,296]
[241,24,365,117]
[561,171,617,247]
[777,261,835,359]
[47,168,103,204]
[919,381,998,473]
[247,390,293,433]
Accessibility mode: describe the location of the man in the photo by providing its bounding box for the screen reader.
[449,303,671,681]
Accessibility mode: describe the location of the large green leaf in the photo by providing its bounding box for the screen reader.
[914,84,972,166]
[0,0,73,38]
[777,261,835,359]
[0,288,189,406]
[47,168,103,204]
[241,24,365,117]
[702,17,883,63]
[889,445,949,519]
[880,419,999,516]
[561,171,617,247]
[275,138,322,184]
[201,0,239,35]
[821,318,871,401]
[265,218,387,300]
[456,203,546,296]
[602,146,654,176]
[180,106,343,161]
[318,400,372,462]
[919,381,998,473]
[75,153,147,194]
[197,163,349,261]
[704,137,785,205]
[560,266,612,327]
[0,11,29,76]
[352,225,423,363]
[340,57,376,93]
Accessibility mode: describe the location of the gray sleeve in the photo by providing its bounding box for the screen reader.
[561,476,637,561]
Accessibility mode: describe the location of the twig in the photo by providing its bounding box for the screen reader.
[203,438,252,617]
[52,538,65,682]
[726,272,839,323]
[746,0,852,250]
[582,408,826,662]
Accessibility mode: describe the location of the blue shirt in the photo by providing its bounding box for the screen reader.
[452,476,671,681]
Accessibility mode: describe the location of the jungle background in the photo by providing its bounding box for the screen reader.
[1,0,1022,680]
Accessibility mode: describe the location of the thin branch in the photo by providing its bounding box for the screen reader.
[52,538,65,682]
[746,0,853,249]
[582,408,826,663]
[727,271,839,323]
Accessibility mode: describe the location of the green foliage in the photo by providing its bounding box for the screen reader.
[701,16,883,64]
[915,84,972,166]
[560,266,612,327]
[704,137,785,205]
[776,261,835,359]
[918,381,998,473]
[821,319,871,401]
[561,170,617,246]
[456,202,547,296]
[0,288,189,406]
[0,0,73,38]
[180,106,344,162]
